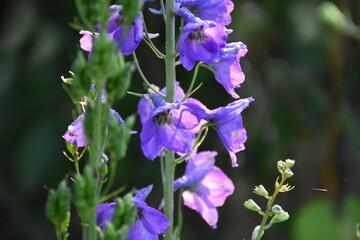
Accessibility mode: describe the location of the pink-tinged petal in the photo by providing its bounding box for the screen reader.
[62,114,87,147]
[174,151,217,190]
[141,205,170,234]
[182,190,218,228]
[127,220,158,240]
[79,30,93,52]
[200,167,234,207]
[157,124,195,154]
[140,120,163,160]
[229,152,238,167]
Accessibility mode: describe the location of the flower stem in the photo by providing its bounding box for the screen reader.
[255,177,286,240]
[164,1,176,240]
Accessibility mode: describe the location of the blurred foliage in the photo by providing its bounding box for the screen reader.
[0,0,359,239]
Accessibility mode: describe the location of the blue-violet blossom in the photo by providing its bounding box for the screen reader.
[96,185,169,240]
[79,5,143,56]
[177,8,228,70]
[210,42,248,98]
[204,97,254,167]
[138,91,205,160]
[176,0,234,25]
[174,151,234,228]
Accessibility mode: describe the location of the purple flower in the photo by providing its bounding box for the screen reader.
[210,42,248,98]
[79,30,94,52]
[138,90,205,160]
[63,108,124,147]
[128,185,170,240]
[96,185,169,240]
[205,97,254,167]
[78,5,143,56]
[174,151,234,228]
[177,0,234,25]
[178,9,228,70]
[107,6,144,55]
[63,114,87,147]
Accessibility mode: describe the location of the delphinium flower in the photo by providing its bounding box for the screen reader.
[174,151,234,228]
[138,91,205,160]
[210,42,248,98]
[176,0,234,25]
[63,86,124,147]
[204,97,254,167]
[96,185,170,240]
[79,5,144,56]
[177,7,228,70]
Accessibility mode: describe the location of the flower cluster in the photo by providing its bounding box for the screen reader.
[176,0,247,98]
[58,0,255,237]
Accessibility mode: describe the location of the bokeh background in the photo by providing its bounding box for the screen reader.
[0,0,359,239]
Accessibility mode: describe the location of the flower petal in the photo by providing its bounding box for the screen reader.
[140,119,163,160]
[157,124,195,153]
[141,205,170,234]
[199,167,234,207]
[182,190,218,228]
[127,220,158,240]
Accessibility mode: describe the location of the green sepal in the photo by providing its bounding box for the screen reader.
[83,103,109,146]
[104,222,116,240]
[106,114,136,161]
[71,51,91,100]
[65,141,78,155]
[89,33,117,80]
[45,180,71,228]
[73,166,97,221]
[106,54,132,104]
[112,194,136,230]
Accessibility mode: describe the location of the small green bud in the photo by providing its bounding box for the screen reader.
[244,199,262,212]
[284,169,294,178]
[277,160,286,173]
[104,222,116,240]
[270,210,289,224]
[271,205,283,215]
[253,185,269,197]
[285,159,295,169]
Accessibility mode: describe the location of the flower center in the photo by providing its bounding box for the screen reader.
[189,26,207,42]
[155,111,173,126]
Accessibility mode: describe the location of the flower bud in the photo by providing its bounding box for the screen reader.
[251,225,264,240]
[253,185,269,197]
[284,169,294,178]
[270,210,289,224]
[277,160,286,173]
[271,204,283,215]
[285,159,295,169]
[244,199,262,212]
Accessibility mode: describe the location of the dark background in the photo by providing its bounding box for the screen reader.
[0,0,359,239]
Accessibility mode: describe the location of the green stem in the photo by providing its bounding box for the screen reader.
[132,52,166,98]
[164,1,176,240]
[182,62,202,102]
[255,177,286,240]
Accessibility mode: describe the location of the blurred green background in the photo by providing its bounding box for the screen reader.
[0,0,359,239]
